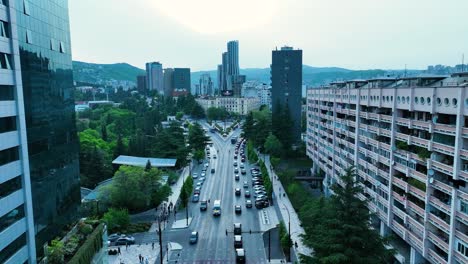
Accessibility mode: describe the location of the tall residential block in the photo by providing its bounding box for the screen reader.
[1,0,81,262]
[136,75,147,92]
[163,68,174,97]
[146,62,163,94]
[271,46,302,143]
[173,68,191,93]
[199,73,213,96]
[217,64,223,94]
[306,74,468,264]
[221,52,228,90]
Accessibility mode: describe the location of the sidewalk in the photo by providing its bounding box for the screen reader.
[260,153,313,260]
[108,244,159,264]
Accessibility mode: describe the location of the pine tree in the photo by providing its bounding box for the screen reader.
[145,159,152,171]
[101,124,108,141]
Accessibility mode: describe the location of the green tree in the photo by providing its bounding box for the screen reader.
[264,133,283,157]
[47,239,65,264]
[190,102,206,119]
[176,111,184,120]
[101,124,108,141]
[242,111,254,140]
[114,134,126,158]
[145,159,152,171]
[188,123,209,152]
[303,167,395,264]
[102,208,130,233]
[193,149,205,162]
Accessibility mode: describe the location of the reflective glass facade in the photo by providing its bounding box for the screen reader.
[13,0,80,256]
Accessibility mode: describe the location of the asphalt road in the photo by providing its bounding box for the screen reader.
[163,123,269,263]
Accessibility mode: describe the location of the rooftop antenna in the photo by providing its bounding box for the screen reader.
[404,64,407,77]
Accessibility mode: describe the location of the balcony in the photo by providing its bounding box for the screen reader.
[431,160,453,175]
[392,206,406,220]
[411,136,429,149]
[393,191,406,204]
[407,231,423,253]
[412,120,430,131]
[396,132,410,142]
[460,149,468,160]
[462,127,468,137]
[427,248,448,264]
[396,117,410,127]
[432,142,455,156]
[407,200,425,217]
[368,113,379,120]
[380,128,391,137]
[428,213,450,234]
[408,186,426,201]
[380,114,392,123]
[433,123,456,135]
[456,211,468,226]
[393,177,408,191]
[409,169,427,182]
[459,170,468,181]
[391,219,406,238]
[427,231,449,252]
[429,196,451,214]
[432,180,453,195]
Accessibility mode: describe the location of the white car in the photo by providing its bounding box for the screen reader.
[193,173,198,179]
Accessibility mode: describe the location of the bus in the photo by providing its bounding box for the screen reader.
[231,136,237,144]
[213,200,221,216]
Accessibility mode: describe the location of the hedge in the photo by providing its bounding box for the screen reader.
[68,223,104,264]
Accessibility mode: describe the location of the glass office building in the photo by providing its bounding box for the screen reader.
[0,0,80,262]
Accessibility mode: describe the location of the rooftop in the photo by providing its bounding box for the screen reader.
[112,155,177,168]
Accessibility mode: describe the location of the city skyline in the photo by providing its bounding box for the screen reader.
[69,0,468,71]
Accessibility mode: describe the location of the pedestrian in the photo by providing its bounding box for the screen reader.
[152,242,154,250]
[145,258,149,264]
[138,254,142,263]
[208,199,211,203]
[283,193,285,197]
[118,246,121,255]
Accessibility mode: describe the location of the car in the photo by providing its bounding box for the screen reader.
[115,236,135,245]
[241,157,245,162]
[256,194,267,200]
[234,168,239,174]
[211,168,215,174]
[194,187,201,195]
[201,172,206,177]
[234,235,243,248]
[240,164,245,169]
[199,177,206,182]
[236,248,246,263]
[192,173,198,179]
[235,188,241,196]
[108,233,123,242]
[244,190,251,198]
[196,182,202,188]
[234,155,238,160]
[253,187,266,192]
[235,174,240,181]
[222,133,227,137]
[233,161,238,167]
[200,200,208,211]
[235,205,242,214]
[205,162,209,168]
[189,231,199,244]
[243,181,249,188]
[213,155,217,159]
[234,223,242,235]
[241,169,246,175]
[245,200,252,208]
[254,191,267,198]
[252,181,263,186]
[255,200,269,209]
[192,194,200,203]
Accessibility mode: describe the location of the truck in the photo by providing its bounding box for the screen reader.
[213,200,221,216]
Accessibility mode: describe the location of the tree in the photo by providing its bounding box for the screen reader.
[188,123,209,152]
[114,134,126,158]
[242,111,254,140]
[190,102,205,119]
[102,208,130,233]
[193,149,205,162]
[264,133,283,157]
[176,111,184,120]
[303,167,395,264]
[145,159,152,171]
[101,124,108,141]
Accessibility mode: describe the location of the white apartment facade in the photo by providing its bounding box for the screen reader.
[306,73,468,264]
[0,1,37,263]
[196,97,260,115]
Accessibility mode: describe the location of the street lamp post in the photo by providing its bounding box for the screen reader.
[156,215,163,264]
[283,206,292,262]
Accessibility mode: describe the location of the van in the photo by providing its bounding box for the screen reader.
[213,200,221,216]
[234,235,243,248]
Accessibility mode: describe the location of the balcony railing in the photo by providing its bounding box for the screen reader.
[462,127,468,137]
[409,169,427,182]
[393,191,406,204]
[459,170,468,181]
[427,248,448,264]
[396,132,410,142]
[393,177,408,191]
[427,231,449,252]
[407,232,423,253]
[460,149,468,160]
[456,211,468,226]
[408,185,426,201]
[411,136,429,148]
[392,206,406,220]
[407,200,425,217]
[412,120,430,131]
[431,160,453,175]
[396,117,410,127]
[429,196,451,214]
[432,180,453,195]
[391,220,405,238]
[380,128,391,137]
[432,142,455,156]
[428,213,450,234]
[433,123,456,135]
[380,114,392,123]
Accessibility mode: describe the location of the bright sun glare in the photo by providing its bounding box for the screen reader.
[150,0,280,34]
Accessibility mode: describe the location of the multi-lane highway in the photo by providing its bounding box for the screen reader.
[163,123,268,263]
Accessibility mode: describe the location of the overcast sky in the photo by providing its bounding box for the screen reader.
[69,0,468,71]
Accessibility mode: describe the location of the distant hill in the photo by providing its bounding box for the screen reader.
[72,61,422,88]
[72,61,145,85]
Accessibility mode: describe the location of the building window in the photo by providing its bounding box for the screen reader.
[444,98,449,106]
[414,97,418,104]
[0,176,22,200]
[50,39,57,51]
[59,42,66,53]
[457,240,468,258]
[0,233,26,263]
[420,97,425,105]
[0,205,25,233]
[0,116,16,133]
[0,52,13,70]
[25,30,32,44]
[0,147,19,166]
[23,0,30,15]
[461,201,467,214]
[437,97,442,106]
[0,20,9,38]
[0,85,14,101]
[427,97,431,105]
[453,98,458,107]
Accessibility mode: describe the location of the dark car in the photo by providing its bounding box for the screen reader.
[234,235,243,248]
[244,191,251,198]
[189,231,199,244]
[234,223,242,235]
[115,236,135,245]
[211,168,215,174]
[235,205,242,214]
[192,194,200,203]
[235,174,240,181]
[108,233,123,242]
[235,188,241,196]
[241,169,246,175]
[234,168,239,174]
[241,157,245,162]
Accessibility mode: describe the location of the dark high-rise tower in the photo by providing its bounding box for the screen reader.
[173,68,191,92]
[0,0,81,261]
[221,52,229,90]
[227,40,239,76]
[271,46,303,143]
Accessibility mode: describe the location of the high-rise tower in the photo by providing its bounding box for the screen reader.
[227,40,239,76]
[146,62,164,94]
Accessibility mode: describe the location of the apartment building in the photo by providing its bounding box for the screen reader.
[306,73,468,264]
[196,97,260,115]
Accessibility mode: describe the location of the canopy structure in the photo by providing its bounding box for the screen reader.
[112,155,177,168]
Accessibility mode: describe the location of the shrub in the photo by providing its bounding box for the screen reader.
[47,239,65,264]
[68,223,104,264]
[102,208,130,233]
[396,140,409,151]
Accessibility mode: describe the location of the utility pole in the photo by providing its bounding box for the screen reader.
[268,229,271,262]
[157,216,163,264]
[283,206,292,262]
